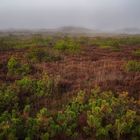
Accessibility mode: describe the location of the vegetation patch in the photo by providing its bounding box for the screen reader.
[125,60,140,72]
[90,36,140,47]
[133,49,140,56]
[7,56,31,76]
[54,39,80,53]
[99,45,112,49]
[0,88,139,140]
[0,37,14,51]
[0,35,140,140]
[26,47,61,63]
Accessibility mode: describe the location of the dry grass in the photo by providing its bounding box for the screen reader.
[0,44,140,110]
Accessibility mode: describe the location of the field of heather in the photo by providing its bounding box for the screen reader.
[0,35,140,140]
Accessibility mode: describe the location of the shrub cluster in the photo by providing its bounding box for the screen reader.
[26,47,61,63]
[7,57,31,76]
[133,49,140,56]
[0,73,55,113]
[0,87,139,140]
[89,36,140,48]
[54,39,80,53]
[125,60,140,72]
[0,37,14,51]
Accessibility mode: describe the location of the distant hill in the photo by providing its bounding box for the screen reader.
[0,26,140,36]
[114,28,140,34]
[56,26,98,34]
[0,26,101,36]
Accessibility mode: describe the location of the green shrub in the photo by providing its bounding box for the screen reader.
[99,45,112,49]
[31,35,49,47]
[0,85,139,140]
[27,47,46,62]
[90,36,140,48]
[99,41,120,51]
[25,137,31,140]
[37,108,48,120]
[82,89,139,139]
[27,47,61,63]
[21,64,31,75]
[0,87,18,114]
[7,57,31,76]
[7,57,20,74]
[23,105,30,114]
[16,73,55,98]
[25,118,39,139]
[114,110,136,140]
[0,37,14,51]
[133,49,140,56]
[41,133,49,140]
[54,39,80,53]
[125,60,140,72]
[16,77,33,93]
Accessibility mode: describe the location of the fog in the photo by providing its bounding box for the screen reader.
[0,0,140,31]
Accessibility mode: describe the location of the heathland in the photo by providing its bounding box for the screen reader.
[0,34,140,140]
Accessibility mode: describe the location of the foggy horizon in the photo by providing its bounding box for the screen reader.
[0,0,140,31]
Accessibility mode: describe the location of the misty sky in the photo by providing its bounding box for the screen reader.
[0,0,140,30]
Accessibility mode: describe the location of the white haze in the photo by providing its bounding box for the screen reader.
[0,0,140,31]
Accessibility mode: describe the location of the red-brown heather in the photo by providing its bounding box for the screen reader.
[0,35,140,140]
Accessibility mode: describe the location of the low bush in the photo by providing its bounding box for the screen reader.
[2,74,56,112]
[133,49,140,56]
[0,87,139,140]
[7,56,31,76]
[0,87,18,114]
[125,60,140,72]
[54,39,80,53]
[98,40,120,51]
[10,74,59,109]
[89,36,140,48]
[27,47,61,63]
[99,45,112,49]
[0,37,14,51]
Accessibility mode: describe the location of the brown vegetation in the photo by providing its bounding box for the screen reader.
[0,35,140,140]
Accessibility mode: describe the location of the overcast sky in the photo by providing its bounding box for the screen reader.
[0,0,140,30]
